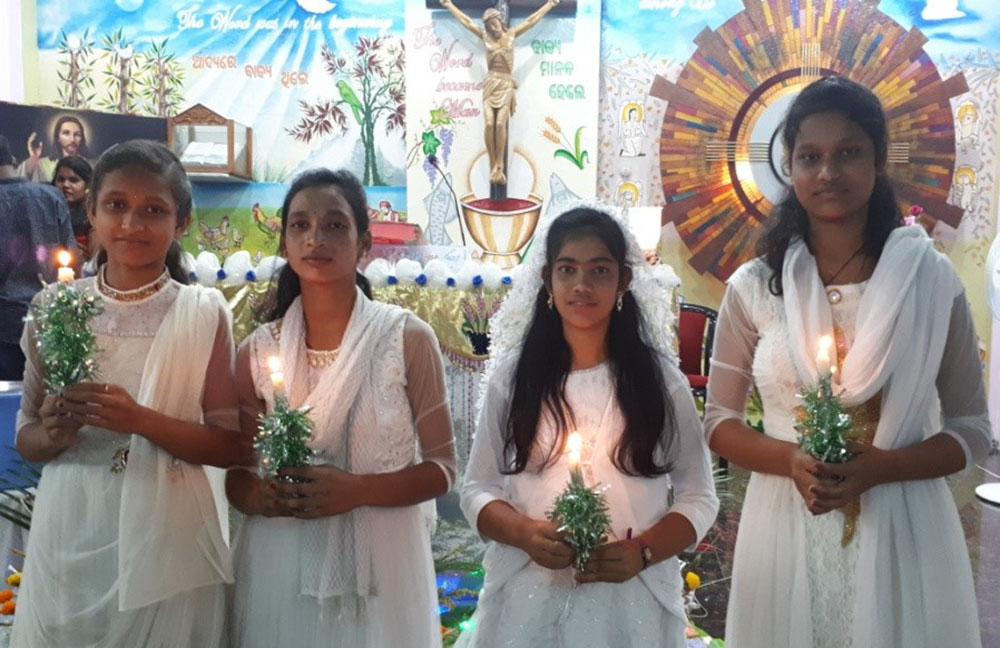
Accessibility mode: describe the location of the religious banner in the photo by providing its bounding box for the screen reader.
[0,101,165,183]
[405,0,601,262]
[32,0,407,186]
[599,0,1000,364]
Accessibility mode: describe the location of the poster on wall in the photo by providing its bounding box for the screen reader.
[405,0,601,266]
[0,102,166,183]
[33,0,407,187]
[598,0,999,358]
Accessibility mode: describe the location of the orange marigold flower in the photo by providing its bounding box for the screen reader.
[1,600,15,615]
[0,590,12,602]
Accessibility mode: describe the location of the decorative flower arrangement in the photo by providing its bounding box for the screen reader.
[460,290,502,356]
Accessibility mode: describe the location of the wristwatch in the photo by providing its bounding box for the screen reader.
[634,537,653,570]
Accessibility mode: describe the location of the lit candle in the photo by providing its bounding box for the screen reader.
[267,356,285,394]
[566,431,583,483]
[56,250,74,284]
[816,335,832,377]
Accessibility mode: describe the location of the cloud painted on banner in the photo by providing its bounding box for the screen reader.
[37,0,404,53]
[600,0,744,61]
[879,0,1000,55]
[601,0,999,63]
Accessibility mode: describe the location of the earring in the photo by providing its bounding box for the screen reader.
[616,292,624,312]
[547,293,554,310]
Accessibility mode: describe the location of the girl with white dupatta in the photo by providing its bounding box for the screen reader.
[13,141,247,647]
[226,169,456,648]
[706,77,991,648]
[457,203,719,647]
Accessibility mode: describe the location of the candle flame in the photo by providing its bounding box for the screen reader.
[818,335,832,351]
[267,356,282,373]
[57,250,72,267]
[566,432,582,454]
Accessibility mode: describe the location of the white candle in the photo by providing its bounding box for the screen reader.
[267,356,285,394]
[816,336,833,376]
[567,432,582,468]
[56,250,74,284]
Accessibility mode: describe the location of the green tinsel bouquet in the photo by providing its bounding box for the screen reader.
[548,467,611,570]
[795,371,854,464]
[255,395,315,479]
[30,283,103,395]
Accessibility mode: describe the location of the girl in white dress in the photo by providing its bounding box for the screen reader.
[706,77,990,648]
[226,169,456,648]
[13,140,246,647]
[457,202,719,647]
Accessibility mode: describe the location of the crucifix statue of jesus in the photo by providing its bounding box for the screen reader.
[440,0,561,194]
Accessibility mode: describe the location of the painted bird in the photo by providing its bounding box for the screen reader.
[252,202,282,240]
[337,80,364,125]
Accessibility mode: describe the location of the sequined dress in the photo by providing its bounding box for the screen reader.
[458,358,719,647]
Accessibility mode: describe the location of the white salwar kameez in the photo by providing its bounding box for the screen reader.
[706,227,991,648]
[229,291,456,648]
[12,276,237,647]
[457,357,719,648]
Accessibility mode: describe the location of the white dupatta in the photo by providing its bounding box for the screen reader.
[117,285,233,611]
[253,288,407,603]
[782,225,981,647]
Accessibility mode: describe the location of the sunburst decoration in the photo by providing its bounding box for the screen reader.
[650,0,968,281]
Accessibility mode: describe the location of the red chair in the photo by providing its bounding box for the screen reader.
[677,303,718,403]
[678,302,726,475]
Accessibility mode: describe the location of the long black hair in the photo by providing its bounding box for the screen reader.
[757,76,900,295]
[268,168,373,321]
[89,140,191,284]
[502,208,676,477]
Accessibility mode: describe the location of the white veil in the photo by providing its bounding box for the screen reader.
[481,199,680,410]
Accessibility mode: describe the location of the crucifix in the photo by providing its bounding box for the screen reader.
[437,0,564,200]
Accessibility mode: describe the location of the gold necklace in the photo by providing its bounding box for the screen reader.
[270,321,341,368]
[97,266,171,302]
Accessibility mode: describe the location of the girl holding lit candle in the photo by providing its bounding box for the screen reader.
[458,202,718,647]
[13,140,247,648]
[226,169,456,648]
[705,78,989,648]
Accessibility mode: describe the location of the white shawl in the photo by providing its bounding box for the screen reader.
[782,225,981,647]
[253,288,407,602]
[117,285,233,611]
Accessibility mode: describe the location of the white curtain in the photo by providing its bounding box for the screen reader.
[0,0,25,103]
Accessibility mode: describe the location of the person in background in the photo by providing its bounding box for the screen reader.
[0,134,74,380]
[52,156,94,260]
